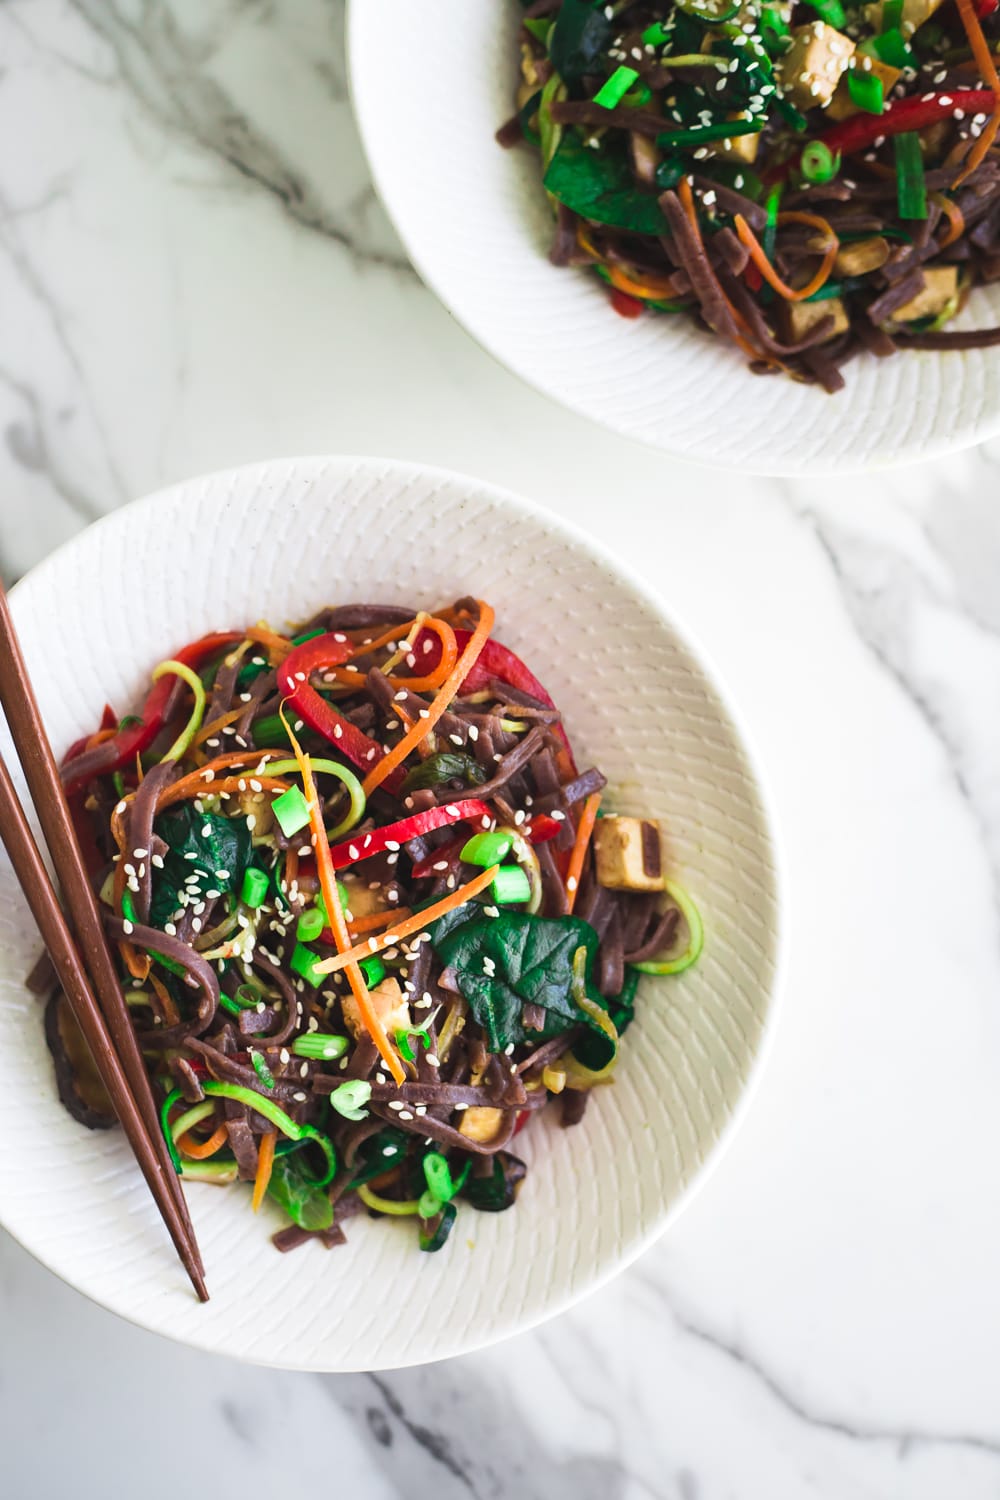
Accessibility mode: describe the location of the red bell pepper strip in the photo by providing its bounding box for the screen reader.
[328,798,495,871]
[276,633,404,794]
[979,0,998,14]
[524,812,563,845]
[789,89,997,175]
[61,631,242,796]
[410,833,469,881]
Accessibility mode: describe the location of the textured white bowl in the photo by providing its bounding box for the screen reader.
[349,1,1000,475]
[0,456,784,1369]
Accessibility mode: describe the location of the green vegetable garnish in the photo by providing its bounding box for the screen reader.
[149,802,252,929]
[290,1032,350,1061]
[290,942,328,989]
[847,69,885,114]
[296,906,326,943]
[358,954,386,987]
[328,1079,372,1122]
[593,64,639,110]
[418,1201,457,1252]
[800,141,840,183]
[631,881,705,975]
[804,0,846,26]
[240,866,270,909]
[250,1050,276,1091]
[266,1151,334,1231]
[548,0,613,84]
[893,130,927,221]
[544,134,668,235]
[160,1084,336,1183]
[490,866,532,905]
[460,830,513,867]
[271,784,312,837]
[400,751,486,795]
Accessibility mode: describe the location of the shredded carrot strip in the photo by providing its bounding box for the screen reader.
[283,714,406,1085]
[930,192,965,249]
[950,0,1000,188]
[564,794,602,915]
[576,224,680,299]
[387,618,459,692]
[347,906,413,935]
[246,625,294,663]
[362,602,496,796]
[85,727,118,749]
[734,211,839,302]
[315,864,500,977]
[109,749,291,849]
[193,706,246,746]
[157,772,292,812]
[149,971,179,1027]
[178,1122,229,1160]
[252,1130,277,1211]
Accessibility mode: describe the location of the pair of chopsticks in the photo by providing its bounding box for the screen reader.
[0,582,208,1300]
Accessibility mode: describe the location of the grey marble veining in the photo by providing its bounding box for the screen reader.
[2,4,1000,1498]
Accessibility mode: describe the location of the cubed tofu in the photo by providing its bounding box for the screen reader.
[778,22,856,111]
[825,57,901,121]
[593,816,666,893]
[342,976,410,1044]
[833,236,890,276]
[785,297,850,342]
[712,119,762,164]
[889,266,958,323]
[864,0,944,33]
[340,874,390,922]
[458,1106,505,1144]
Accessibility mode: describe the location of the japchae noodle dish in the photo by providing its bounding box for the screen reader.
[38,598,702,1254]
[501,0,1000,390]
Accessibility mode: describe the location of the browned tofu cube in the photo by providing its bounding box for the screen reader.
[778,22,855,111]
[889,266,958,323]
[342,976,409,1044]
[458,1106,505,1144]
[340,873,391,922]
[833,236,890,276]
[785,297,850,343]
[593,816,665,893]
[825,57,901,121]
[864,0,944,33]
[709,115,763,164]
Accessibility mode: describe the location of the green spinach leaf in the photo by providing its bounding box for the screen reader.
[433,910,609,1053]
[544,134,668,234]
[549,0,614,83]
[401,751,486,795]
[267,1150,334,1232]
[149,803,252,928]
[574,965,639,1071]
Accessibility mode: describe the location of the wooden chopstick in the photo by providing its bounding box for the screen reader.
[0,582,207,1296]
[0,752,208,1300]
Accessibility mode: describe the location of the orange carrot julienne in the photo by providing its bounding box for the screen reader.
[246,625,294,663]
[930,192,965,249]
[252,1130,277,1212]
[193,706,247,746]
[677,179,768,363]
[347,907,413,935]
[564,793,602,915]
[953,108,1000,189]
[387,617,459,693]
[734,212,839,303]
[282,713,406,1085]
[361,601,496,797]
[178,1122,229,1160]
[315,864,500,977]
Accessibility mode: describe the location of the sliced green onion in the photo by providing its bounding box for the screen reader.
[265,757,366,839]
[881,0,904,29]
[296,907,326,943]
[460,830,513,867]
[760,6,790,37]
[357,1184,421,1216]
[250,1050,275,1091]
[290,1032,349,1061]
[847,68,885,114]
[328,1079,372,1122]
[290,942,328,988]
[240,867,270,909]
[631,880,705,975]
[423,1151,471,1206]
[418,1189,442,1220]
[198,1082,337,1184]
[271,784,312,837]
[395,1009,439,1064]
[873,26,913,67]
[800,141,840,183]
[151,659,206,762]
[894,130,927,220]
[657,118,761,149]
[522,16,551,42]
[419,1200,458,1252]
[490,866,532,905]
[642,20,669,43]
[593,64,639,110]
[358,954,386,987]
[804,0,846,25]
[621,81,652,107]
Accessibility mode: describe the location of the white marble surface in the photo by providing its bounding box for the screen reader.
[2,3,1000,1496]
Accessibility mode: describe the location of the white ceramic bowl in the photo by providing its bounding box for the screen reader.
[0,456,784,1369]
[349,1,1000,475]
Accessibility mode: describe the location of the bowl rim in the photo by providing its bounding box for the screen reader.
[2,454,789,1367]
[346,1,1000,479]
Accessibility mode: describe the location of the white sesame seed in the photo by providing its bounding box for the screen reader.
[122,919,134,935]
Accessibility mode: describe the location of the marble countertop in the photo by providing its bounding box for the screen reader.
[2,3,1000,1497]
